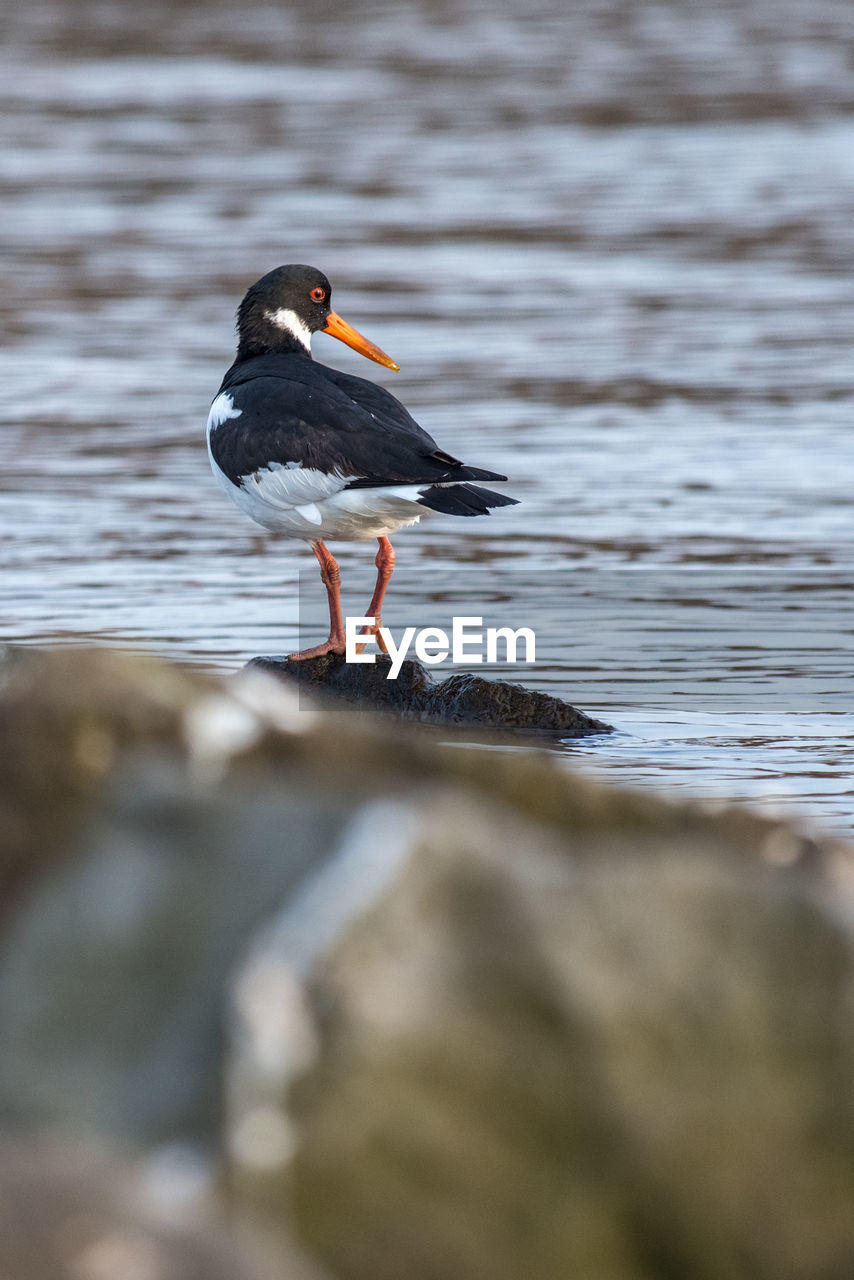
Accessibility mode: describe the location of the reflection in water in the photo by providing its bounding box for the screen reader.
[1,0,853,832]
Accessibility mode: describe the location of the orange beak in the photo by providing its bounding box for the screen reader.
[322,310,400,371]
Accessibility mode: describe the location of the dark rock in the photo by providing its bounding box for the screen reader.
[423,671,607,733]
[247,653,610,736]
[248,652,435,715]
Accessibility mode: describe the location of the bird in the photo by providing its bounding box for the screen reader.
[207,264,518,660]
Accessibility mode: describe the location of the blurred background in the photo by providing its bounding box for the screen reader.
[2,0,854,828]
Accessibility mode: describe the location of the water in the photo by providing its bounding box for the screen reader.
[1,0,853,833]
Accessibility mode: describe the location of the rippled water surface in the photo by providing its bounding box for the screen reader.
[2,0,853,832]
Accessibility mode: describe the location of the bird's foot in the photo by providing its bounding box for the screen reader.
[287,636,346,662]
[356,617,389,656]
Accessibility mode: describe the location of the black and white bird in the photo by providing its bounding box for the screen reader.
[207,264,518,659]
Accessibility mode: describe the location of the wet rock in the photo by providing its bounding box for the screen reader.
[423,670,608,733]
[248,652,435,717]
[247,653,610,735]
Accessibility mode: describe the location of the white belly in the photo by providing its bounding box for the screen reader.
[207,391,430,541]
[209,453,428,542]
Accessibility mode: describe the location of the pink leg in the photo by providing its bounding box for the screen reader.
[288,540,346,661]
[360,537,396,654]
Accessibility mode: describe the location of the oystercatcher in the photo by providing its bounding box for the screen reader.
[207,264,518,659]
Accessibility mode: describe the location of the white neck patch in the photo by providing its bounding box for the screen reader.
[265,308,312,353]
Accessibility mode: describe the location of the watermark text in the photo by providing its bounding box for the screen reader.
[346,615,536,679]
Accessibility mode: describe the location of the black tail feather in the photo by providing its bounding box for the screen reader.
[345,463,508,490]
[417,483,519,517]
[452,465,509,483]
[427,451,508,483]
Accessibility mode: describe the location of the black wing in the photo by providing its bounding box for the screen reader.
[212,353,508,489]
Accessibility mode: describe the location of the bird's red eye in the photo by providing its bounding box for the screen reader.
[310,287,326,303]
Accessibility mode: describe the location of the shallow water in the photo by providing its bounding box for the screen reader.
[1,0,853,833]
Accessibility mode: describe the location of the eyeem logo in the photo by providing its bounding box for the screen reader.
[346,615,536,679]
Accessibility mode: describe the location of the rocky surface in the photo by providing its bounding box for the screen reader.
[0,1139,322,1280]
[247,653,611,735]
[0,646,852,1278]
[278,814,854,1280]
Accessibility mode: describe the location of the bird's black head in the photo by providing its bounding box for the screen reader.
[236,265,332,358]
[235,264,399,369]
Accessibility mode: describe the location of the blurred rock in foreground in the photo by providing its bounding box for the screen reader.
[0,647,852,1279]
[248,652,610,734]
[0,1139,318,1280]
[270,812,854,1280]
